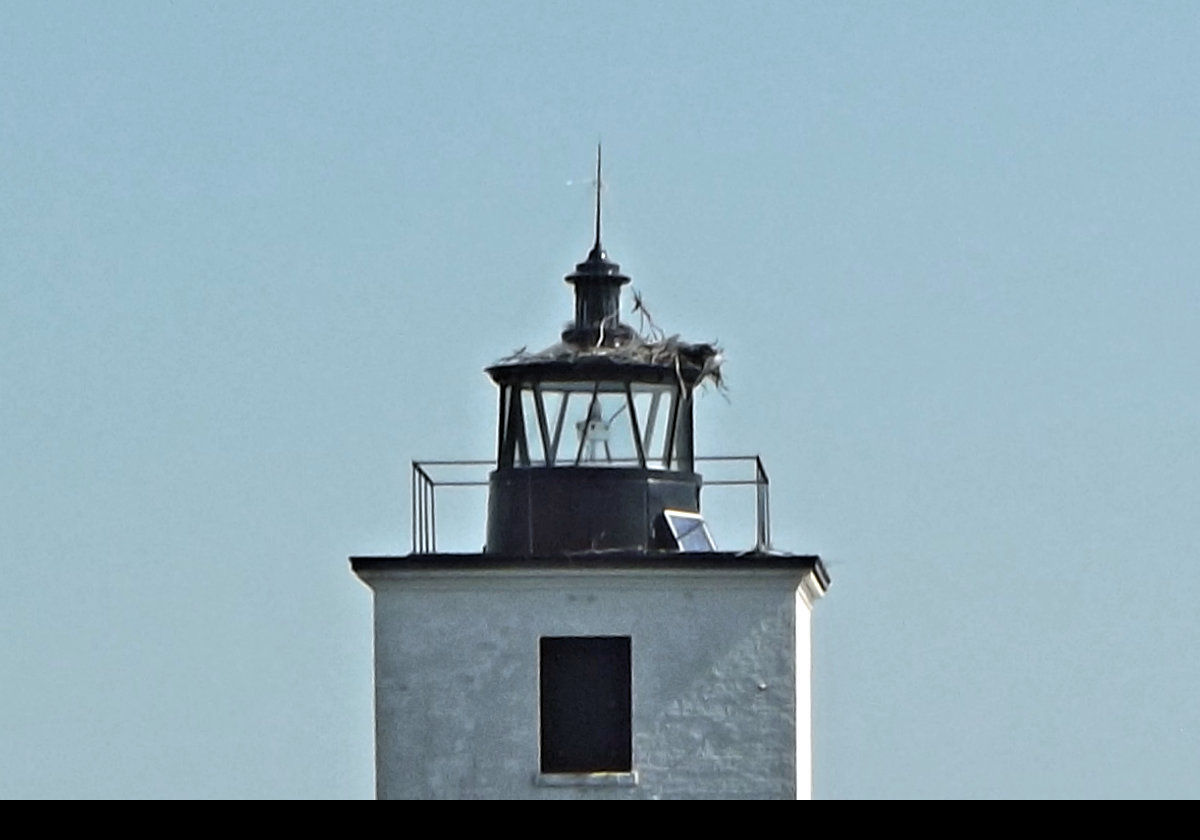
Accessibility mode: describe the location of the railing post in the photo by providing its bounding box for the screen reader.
[413,462,437,554]
[429,480,437,554]
[755,455,771,551]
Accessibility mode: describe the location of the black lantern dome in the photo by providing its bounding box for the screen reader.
[560,148,634,348]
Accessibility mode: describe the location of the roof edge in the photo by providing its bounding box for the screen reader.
[351,551,827,577]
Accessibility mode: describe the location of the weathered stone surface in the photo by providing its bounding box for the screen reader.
[362,568,816,800]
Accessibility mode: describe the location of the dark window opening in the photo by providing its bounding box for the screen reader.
[539,636,632,774]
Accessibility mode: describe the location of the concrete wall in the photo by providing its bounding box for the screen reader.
[360,566,817,799]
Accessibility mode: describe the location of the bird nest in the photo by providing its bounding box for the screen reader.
[494,298,725,392]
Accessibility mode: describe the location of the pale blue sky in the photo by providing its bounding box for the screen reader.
[3,3,1199,797]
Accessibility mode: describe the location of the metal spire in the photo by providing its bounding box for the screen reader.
[593,142,603,253]
[562,142,631,346]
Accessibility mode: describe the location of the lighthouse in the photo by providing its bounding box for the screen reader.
[351,154,829,799]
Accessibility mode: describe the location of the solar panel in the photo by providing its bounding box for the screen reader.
[663,510,716,552]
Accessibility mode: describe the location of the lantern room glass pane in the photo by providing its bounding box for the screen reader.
[506,381,678,469]
[572,390,635,465]
[521,388,547,465]
[631,386,675,469]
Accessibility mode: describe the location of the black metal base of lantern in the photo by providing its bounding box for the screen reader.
[485,466,702,555]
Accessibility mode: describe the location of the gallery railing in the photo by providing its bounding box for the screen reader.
[411,455,771,555]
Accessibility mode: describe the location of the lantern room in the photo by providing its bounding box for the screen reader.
[484,212,723,555]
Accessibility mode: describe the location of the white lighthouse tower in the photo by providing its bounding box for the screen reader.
[351,156,829,799]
